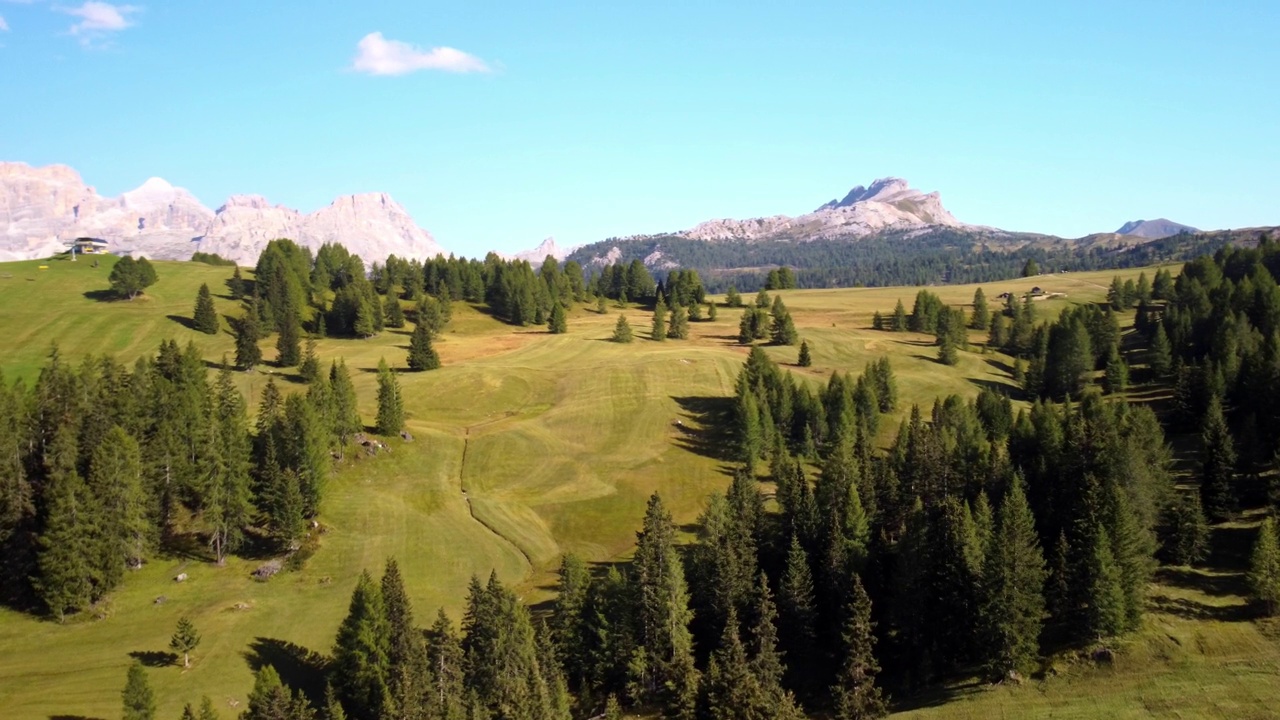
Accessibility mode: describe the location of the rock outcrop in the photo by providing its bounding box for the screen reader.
[0,162,447,265]
[682,177,963,243]
[508,237,578,263]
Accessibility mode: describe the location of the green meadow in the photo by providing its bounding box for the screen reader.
[0,255,1276,719]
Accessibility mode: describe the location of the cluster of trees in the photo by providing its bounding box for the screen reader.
[190,252,237,267]
[108,256,159,300]
[0,341,373,619]
[737,292,797,346]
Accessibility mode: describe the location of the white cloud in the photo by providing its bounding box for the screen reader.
[61,1,138,37]
[351,32,490,76]
[0,16,7,31]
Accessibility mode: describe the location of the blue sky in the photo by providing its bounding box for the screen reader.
[1,1,1276,257]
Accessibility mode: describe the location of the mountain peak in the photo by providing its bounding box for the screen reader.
[1116,218,1198,239]
[817,177,919,212]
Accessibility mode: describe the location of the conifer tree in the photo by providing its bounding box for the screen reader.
[329,360,362,448]
[1249,517,1280,616]
[708,302,718,321]
[631,493,699,719]
[1162,492,1209,566]
[194,283,219,335]
[1150,323,1173,378]
[382,559,428,720]
[798,340,812,367]
[872,311,884,330]
[668,304,689,339]
[553,554,592,688]
[376,358,405,436]
[702,607,768,720]
[651,295,668,341]
[385,295,406,329]
[333,570,393,720]
[170,615,201,668]
[971,287,990,330]
[755,289,771,308]
[597,295,607,314]
[243,665,312,720]
[299,336,321,383]
[549,302,568,334]
[831,575,887,720]
[407,321,441,371]
[277,312,302,368]
[324,684,348,720]
[230,266,246,299]
[1200,394,1237,520]
[199,695,220,720]
[37,426,94,621]
[612,314,634,343]
[426,609,466,720]
[122,662,156,720]
[979,475,1046,680]
[1104,344,1129,394]
[603,695,622,720]
[726,286,741,308]
[88,425,147,578]
[778,534,817,693]
[1086,525,1127,638]
[750,572,803,718]
[891,299,907,332]
[234,300,264,371]
[1102,482,1153,631]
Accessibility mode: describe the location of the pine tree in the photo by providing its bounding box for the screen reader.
[603,695,622,720]
[199,695,221,720]
[831,575,887,720]
[597,295,607,314]
[1086,525,1127,638]
[330,360,362,448]
[702,607,768,720]
[194,283,219,335]
[668,304,689,339]
[243,665,312,720]
[631,493,699,719]
[612,314,634,343]
[971,288,990,330]
[726,286,741,308]
[333,570,393,720]
[1022,258,1039,277]
[230,266,246,299]
[299,336,321,383]
[549,302,568,334]
[708,302,718,321]
[651,295,668,341]
[1108,276,1127,310]
[385,295,406,329]
[88,425,147,580]
[770,296,798,345]
[276,312,302,367]
[376,358,405,436]
[979,475,1046,680]
[798,340,812,367]
[1104,344,1129,394]
[872,311,885,330]
[1200,395,1237,520]
[234,300,264,371]
[37,426,94,621]
[122,662,156,720]
[170,615,201,668]
[426,609,466,720]
[891,300,907,332]
[382,559,428,720]
[1162,492,1209,566]
[324,684,348,720]
[1150,323,1173,378]
[407,321,441,371]
[1249,517,1280,616]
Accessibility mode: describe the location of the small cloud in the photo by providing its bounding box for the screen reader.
[351,31,490,76]
[61,1,138,40]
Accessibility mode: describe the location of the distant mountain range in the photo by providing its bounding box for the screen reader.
[0,162,1258,275]
[0,162,445,266]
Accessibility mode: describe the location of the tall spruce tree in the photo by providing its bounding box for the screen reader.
[333,570,393,720]
[170,615,201,668]
[971,287,990,330]
[702,607,769,720]
[382,559,428,720]
[234,300,264,371]
[330,360,362,449]
[1086,525,1127,638]
[612,314,634,343]
[426,609,467,720]
[37,426,95,621]
[831,574,887,720]
[1200,395,1238,520]
[668,304,689,339]
[549,302,568,334]
[194,283,219,335]
[407,321,441,371]
[1250,517,1280,616]
[1150,323,1173,378]
[299,336,321,383]
[631,493,699,719]
[651,295,668,341]
[122,662,156,720]
[798,340,812,367]
[277,312,303,368]
[87,425,147,579]
[376,358,405,436]
[979,475,1046,680]
[1161,492,1209,566]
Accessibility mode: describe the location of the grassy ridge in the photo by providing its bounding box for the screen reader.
[2,256,1275,719]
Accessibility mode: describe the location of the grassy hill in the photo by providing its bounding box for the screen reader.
[0,255,1277,719]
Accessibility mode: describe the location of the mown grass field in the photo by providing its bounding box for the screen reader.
[0,255,1276,719]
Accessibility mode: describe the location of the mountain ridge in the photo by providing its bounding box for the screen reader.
[0,161,447,265]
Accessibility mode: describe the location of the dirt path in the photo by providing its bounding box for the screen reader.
[458,418,533,570]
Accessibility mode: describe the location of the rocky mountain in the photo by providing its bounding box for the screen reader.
[1116,218,1198,239]
[0,162,447,265]
[508,237,577,263]
[681,177,963,243]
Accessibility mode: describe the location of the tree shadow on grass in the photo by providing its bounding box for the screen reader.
[244,637,329,707]
[50,715,108,720]
[82,289,121,302]
[1147,592,1257,622]
[129,650,178,667]
[166,314,198,332]
[670,395,738,465]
